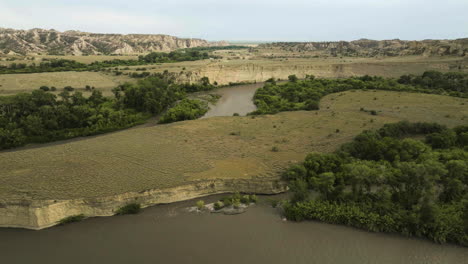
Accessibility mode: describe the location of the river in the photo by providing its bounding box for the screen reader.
[1,83,467,263]
[202,83,263,117]
[0,195,466,264]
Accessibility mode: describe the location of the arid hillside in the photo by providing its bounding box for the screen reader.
[260,38,468,57]
[0,28,228,55]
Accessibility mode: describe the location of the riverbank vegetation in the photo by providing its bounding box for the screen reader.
[0,75,217,150]
[250,71,468,115]
[0,89,148,150]
[282,121,468,246]
[159,99,209,124]
[58,214,86,225]
[115,203,141,215]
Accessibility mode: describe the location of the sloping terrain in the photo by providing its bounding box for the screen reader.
[0,28,227,55]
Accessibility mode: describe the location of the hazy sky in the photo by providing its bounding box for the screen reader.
[1,0,467,41]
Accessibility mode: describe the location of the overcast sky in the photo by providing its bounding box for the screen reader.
[1,0,467,41]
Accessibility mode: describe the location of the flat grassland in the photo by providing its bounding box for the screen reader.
[0,90,466,201]
[0,71,133,96]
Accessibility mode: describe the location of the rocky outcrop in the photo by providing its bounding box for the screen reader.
[0,177,287,230]
[260,38,468,57]
[0,28,228,55]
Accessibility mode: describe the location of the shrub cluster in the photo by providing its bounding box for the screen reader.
[283,122,468,246]
[115,203,141,215]
[158,99,209,124]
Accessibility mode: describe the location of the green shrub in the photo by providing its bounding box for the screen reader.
[271,146,279,152]
[288,74,299,82]
[115,203,141,215]
[249,194,258,203]
[221,196,233,206]
[58,214,85,225]
[240,195,250,204]
[159,99,208,124]
[232,199,241,209]
[214,201,224,210]
[270,200,279,208]
[196,200,205,210]
[39,86,50,91]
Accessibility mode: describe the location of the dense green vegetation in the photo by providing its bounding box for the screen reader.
[58,214,86,225]
[115,203,141,215]
[283,121,468,246]
[0,75,216,150]
[159,99,209,124]
[251,71,468,114]
[0,48,217,74]
[138,49,212,64]
[0,89,148,150]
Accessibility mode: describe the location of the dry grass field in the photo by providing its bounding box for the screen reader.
[0,90,466,201]
[0,71,134,96]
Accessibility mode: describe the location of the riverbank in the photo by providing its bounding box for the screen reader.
[0,177,287,230]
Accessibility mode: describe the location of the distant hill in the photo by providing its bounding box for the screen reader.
[260,38,468,57]
[0,28,228,55]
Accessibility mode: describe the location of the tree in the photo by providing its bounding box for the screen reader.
[39,86,50,91]
[426,130,457,149]
[283,164,307,181]
[288,74,299,82]
[310,172,335,199]
[290,179,309,202]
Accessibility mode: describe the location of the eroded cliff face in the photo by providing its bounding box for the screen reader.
[260,39,468,57]
[176,58,465,85]
[0,177,287,230]
[0,28,228,55]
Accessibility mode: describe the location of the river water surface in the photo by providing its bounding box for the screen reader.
[0,196,466,264]
[202,83,263,117]
[1,84,467,263]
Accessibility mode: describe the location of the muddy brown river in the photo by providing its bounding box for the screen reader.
[1,84,467,263]
[202,83,263,117]
[0,196,466,264]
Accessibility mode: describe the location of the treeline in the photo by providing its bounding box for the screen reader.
[0,76,216,150]
[179,45,250,52]
[0,89,148,149]
[250,71,468,115]
[0,48,218,74]
[138,50,213,63]
[282,121,468,246]
[159,99,208,124]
